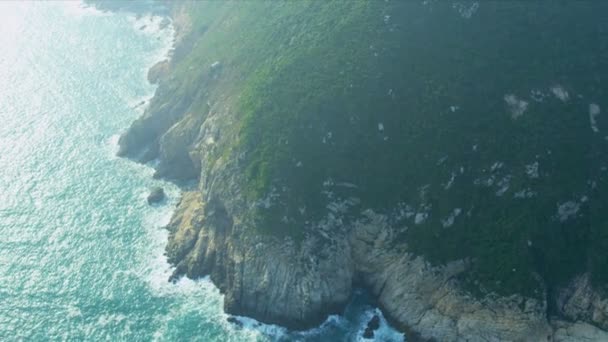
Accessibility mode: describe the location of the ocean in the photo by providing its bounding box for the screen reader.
[0,2,402,341]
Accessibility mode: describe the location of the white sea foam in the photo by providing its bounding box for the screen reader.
[129,13,176,66]
[106,134,121,157]
[97,313,127,327]
[354,308,404,342]
[66,305,82,318]
[60,1,110,18]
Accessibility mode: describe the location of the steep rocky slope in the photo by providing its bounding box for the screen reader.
[118,1,608,340]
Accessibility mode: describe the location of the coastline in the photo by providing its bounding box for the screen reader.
[113,2,608,342]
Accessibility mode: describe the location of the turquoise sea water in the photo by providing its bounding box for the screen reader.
[0,2,402,341]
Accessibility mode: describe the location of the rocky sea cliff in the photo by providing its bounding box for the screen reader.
[119,2,608,340]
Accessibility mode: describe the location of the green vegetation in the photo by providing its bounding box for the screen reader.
[165,1,608,298]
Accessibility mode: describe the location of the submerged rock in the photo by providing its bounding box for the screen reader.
[147,187,165,204]
[226,316,243,328]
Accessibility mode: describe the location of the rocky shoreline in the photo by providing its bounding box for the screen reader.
[160,190,608,341]
[116,3,608,341]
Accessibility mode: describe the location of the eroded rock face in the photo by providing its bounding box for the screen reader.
[165,192,354,329]
[556,274,608,331]
[151,108,606,339]
[117,3,608,339]
[165,193,557,340]
[551,320,608,342]
[147,60,170,84]
[350,212,552,342]
[127,78,608,342]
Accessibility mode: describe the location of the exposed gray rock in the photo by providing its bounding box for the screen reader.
[165,192,354,330]
[556,274,608,331]
[147,187,165,204]
[551,320,608,342]
[350,211,552,341]
[147,60,170,84]
[154,102,608,339]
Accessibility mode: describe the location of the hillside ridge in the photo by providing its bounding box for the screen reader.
[118,1,608,340]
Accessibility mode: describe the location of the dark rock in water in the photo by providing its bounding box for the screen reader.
[139,24,147,31]
[147,187,165,204]
[367,314,381,331]
[133,100,146,109]
[168,262,186,283]
[362,315,381,339]
[227,316,243,328]
[362,327,375,339]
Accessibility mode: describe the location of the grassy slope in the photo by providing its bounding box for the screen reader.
[168,1,608,298]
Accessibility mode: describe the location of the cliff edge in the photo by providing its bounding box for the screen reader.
[119,1,608,340]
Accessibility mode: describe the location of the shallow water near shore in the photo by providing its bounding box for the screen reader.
[0,2,402,341]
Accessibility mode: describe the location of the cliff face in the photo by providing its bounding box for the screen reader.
[556,274,608,332]
[163,188,608,340]
[350,213,551,341]
[119,1,608,340]
[165,191,353,329]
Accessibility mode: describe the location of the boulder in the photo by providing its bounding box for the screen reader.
[147,187,165,204]
[362,327,374,339]
[362,315,381,339]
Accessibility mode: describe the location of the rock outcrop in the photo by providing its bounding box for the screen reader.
[165,192,354,329]
[551,320,608,342]
[163,194,608,340]
[351,212,552,341]
[556,274,608,331]
[147,187,165,204]
[362,315,381,339]
[147,60,170,84]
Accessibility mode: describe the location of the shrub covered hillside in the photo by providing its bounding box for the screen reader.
[127,1,608,301]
